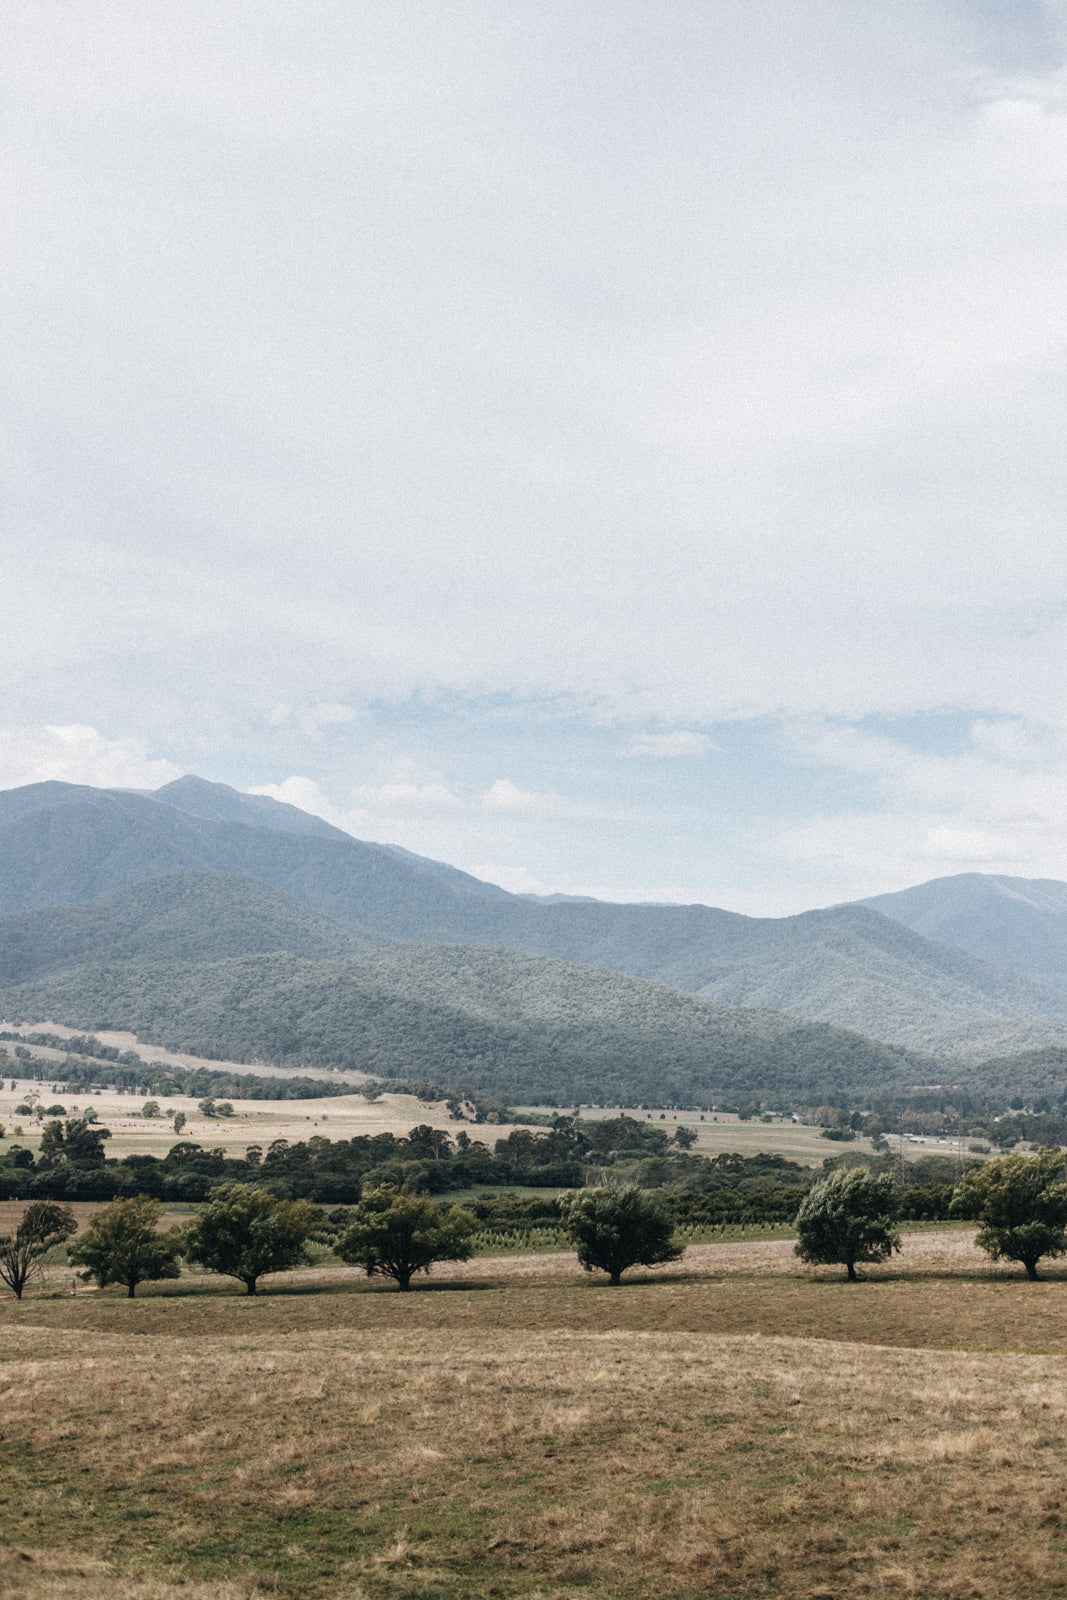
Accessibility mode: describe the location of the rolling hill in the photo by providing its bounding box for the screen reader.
[0,941,937,1107]
[0,869,378,985]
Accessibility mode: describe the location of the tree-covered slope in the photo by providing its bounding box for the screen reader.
[0,943,935,1107]
[964,1045,1067,1103]
[0,870,378,984]
[858,873,1067,992]
[688,903,1067,1060]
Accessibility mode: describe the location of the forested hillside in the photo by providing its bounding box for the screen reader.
[0,943,934,1107]
[689,904,1067,1060]
[0,870,376,984]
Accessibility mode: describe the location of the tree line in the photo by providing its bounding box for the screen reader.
[5,1146,1067,1303]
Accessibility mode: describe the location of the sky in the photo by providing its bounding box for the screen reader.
[4,2,1067,914]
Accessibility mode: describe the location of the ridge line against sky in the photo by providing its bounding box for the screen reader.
[3,3,1067,914]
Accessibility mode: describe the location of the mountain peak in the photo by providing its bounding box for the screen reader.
[153,775,351,841]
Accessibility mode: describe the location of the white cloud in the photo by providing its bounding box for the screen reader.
[251,762,460,841]
[0,726,181,792]
[247,776,360,832]
[625,731,713,758]
[352,763,459,811]
[299,702,359,735]
[7,5,1067,745]
[765,715,1067,894]
[479,779,569,816]
[919,826,1024,864]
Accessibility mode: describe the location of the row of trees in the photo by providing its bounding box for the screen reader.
[6,1147,1067,1302]
[794,1149,1067,1281]
[0,1116,802,1205]
[0,1180,683,1299]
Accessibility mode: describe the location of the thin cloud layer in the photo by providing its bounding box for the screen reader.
[626,732,713,759]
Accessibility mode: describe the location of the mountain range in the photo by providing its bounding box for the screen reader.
[4,775,1067,1102]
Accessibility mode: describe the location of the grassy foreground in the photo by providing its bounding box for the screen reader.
[4,1234,1067,1598]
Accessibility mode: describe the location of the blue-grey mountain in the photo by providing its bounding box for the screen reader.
[5,776,1067,1069]
[858,874,1067,992]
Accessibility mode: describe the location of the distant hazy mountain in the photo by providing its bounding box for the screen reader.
[5,778,1067,1063]
[0,779,507,934]
[858,874,1067,992]
[688,902,1067,1061]
[152,776,352,841]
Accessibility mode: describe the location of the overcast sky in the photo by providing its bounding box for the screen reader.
[4,2,1067,914]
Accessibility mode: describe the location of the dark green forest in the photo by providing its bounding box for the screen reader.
[0,946,935,1106]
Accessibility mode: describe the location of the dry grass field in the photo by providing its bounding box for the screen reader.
[5,1229,1067,1599]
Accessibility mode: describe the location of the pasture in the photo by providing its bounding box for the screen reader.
[0,1018,890,1166]
[3,1230,1067,1599]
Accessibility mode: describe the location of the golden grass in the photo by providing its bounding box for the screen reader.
[5,1230,1067,1597]
[3,1022,883,1164]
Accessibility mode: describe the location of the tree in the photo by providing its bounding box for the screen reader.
[559,1184,682,1286]
[794,1167,900,1281]
[68,1196,182,1298]
[182,1183,315,1294]
[0,1202,77,1298]
[38,1118,111,1166]
[336,1187,476,1291]
[142,1101,161,1119]
[173,1111,187,1135]
[673,1126,698,1150]
[951,1148,1067,1280]
[198,1099,217,1118]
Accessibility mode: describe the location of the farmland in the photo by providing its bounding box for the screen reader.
[4,1229,1067,1599]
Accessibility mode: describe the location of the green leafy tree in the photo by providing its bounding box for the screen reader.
[0,1202,77,1299]
[38,1118,111,1167]
[68,1196,182,1298]
[141,1101,161,1119]
[183,1183,315,1295]
[559,1184,682,1286]
[198,1099,217,1118]
[336,1187,476,1291]
[794,1167,901,1281]
[173,1111,187,1135]
[951,1148,1067,1280]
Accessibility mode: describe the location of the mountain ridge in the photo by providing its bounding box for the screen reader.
[7,777,1067,1069]
[857,873,1067,991]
